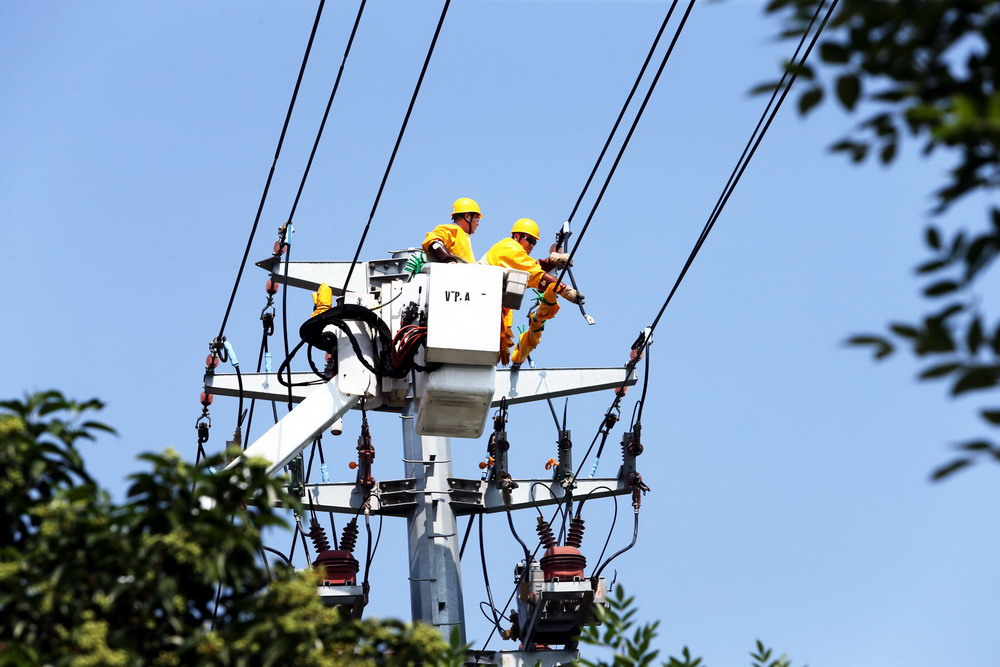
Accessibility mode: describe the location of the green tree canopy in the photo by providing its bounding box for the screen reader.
[761,0,1000,477]
[0,391,456,666]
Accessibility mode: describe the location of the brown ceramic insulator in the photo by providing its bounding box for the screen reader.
[565,517,585,548]
[308,517,331,554]
[536,516,556,549]
[339,519,359,553]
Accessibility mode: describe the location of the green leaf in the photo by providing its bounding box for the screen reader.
[799,87,823,115]
[820,41,850,64]
[915,258,948,274]
[836,74,861,110]
[879,140,897,164]
[923,280,960,297]
[951,366,1000,395]
[959,440,992,452]
[967,317,984,354]
[931,458,972,481]
[918,362,961,380]
[925,226,942,250]
[845,335,894,359]
[889,323,918,338]
[981,410,1000,425]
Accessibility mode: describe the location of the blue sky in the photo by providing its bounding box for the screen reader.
[3,1,999,664]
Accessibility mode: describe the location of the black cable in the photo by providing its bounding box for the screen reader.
[556,0,699,287]
[262,545,294,568]
[215,0,327,342]
[591,511,639,585]
[565,0,682,225]
[566,0,836,486]
[258,546,273,580]
[340,0,452,293]
[478,514,503,633]
[286,0,369,225]
[459,514,476,560]
[647,0,835,335]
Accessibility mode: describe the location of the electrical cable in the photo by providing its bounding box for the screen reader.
[459,514,476,560]
[591,511,639,585]
[478,514,504,633]
[646,0,836,335]
[564,0,682,225]
[262,545,294,568]
[214,0,327,342]
[556,0,698,287]
[285,0,369,225]
[340,0,452,294]
[567,0,837,489]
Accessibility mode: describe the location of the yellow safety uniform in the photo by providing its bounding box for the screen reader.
[479,237,546,288]
[481,237,554,365]
[423,223,475,263]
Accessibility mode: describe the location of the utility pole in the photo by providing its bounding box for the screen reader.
[206,250,645,665]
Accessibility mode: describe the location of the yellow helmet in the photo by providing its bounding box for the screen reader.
[511,218,540,239]
[452,197,482,217]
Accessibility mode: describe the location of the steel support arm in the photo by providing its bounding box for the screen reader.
[226,380,360,475]
[206,367,637,407]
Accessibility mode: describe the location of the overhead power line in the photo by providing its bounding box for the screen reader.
[564,0,684,225]
[215,0,328,343]
[340,0,453,294]
[556,0,699,286]
[647,0,838,334]
[286,0,369,225]
[478,0,840,654]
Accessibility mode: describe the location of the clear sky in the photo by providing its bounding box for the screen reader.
[3,1,998,665]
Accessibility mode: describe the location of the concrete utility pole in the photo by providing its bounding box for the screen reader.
[207,251,643,665]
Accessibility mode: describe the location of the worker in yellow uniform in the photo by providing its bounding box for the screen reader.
[480,218,583,366]
[422,197,483,263]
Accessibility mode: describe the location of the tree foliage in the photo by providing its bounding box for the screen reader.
[0,391,453,666]
[761,0,1000,478]
[579,586,796,667]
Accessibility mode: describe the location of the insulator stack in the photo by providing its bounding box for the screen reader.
[308,517,331,554]
[566,517,585,548]
[339,519,359,553]
[536,516,557,549]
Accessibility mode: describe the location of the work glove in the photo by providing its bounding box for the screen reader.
[562,287,585,305]
[547,251,571,268]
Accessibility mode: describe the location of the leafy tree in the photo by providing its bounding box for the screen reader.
[759,0,1000,478]
[579,586,796,667]
[0,391,456,666]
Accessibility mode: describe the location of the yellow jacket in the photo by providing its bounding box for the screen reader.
[422,223,475,263]
[480,237,546,288]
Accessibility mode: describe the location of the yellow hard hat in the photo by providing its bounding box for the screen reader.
[452,197,482,217]
[511,218,540,239]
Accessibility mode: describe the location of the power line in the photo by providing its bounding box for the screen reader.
[340,0,452,294]
[647,0,837,334]
[214,0,328,343]
[556,0,699,286]
[564,0,683,225]
[285,0,369,224]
